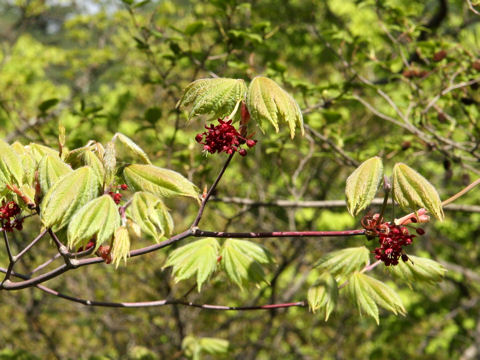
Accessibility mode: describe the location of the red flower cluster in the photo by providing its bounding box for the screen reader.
[195,119,256,156]
[373,223,416,266]
[0,201,23,232]
[108,184,128,205]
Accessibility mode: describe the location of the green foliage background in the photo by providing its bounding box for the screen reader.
[1,0,480,358]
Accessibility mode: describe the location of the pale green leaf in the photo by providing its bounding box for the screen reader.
[198,338,229,354]
[40,167,101,231]
[177,78,247,120]
[38,155,73,195]
[111,226,131,268]
[345,156,383,216]
[83,150,105,183]
[347,272,406,324]
[388,255,446,286]
[113,133,151,164]
[307,272,338,321]
[246,76,304,138]
[126,192,174,242]
[103,141,117,187]
[392,163,444,221]
[67,194,121,250]
[27,143,59,163]
[163,238,220,291]
[314,247,369,281]
[123,164,199,200]
[0,139,24,187]
[221,239,274,288]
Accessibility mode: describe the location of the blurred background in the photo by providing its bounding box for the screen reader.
[1,0,480,358]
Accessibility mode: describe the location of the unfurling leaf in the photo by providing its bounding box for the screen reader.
[307,272,338,321]
[111,226,131,268]
[67,195,121,250]
[113,133,151,164]
[83,150,105,182]
[347,272,406,324]
[0,139,24,187]
[103,141,117,187]
[38,155,73,195]
[345,156,383,216]
[221,239,274,289]
[163,238,220,291]
[126,192,174,242]
[177,78,247,120]
[246,76,304,138]
[27,143,59,163]
[182,336,229,359]
[314,247,369,281]
[392,163,444,221]
[40,167,101,231]
[123,164,199,200]
[388,255,446,286]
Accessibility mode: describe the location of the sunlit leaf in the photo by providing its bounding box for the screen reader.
[113,133,151,164]
[67,195,121,250]
[163,238,220,291]
[27,143,59,163]
[0,139,24,187]
[123,164,199,200]
[392,163,444,221]
[126,192,174,242]
[314,247,369,281]
[83,150,105,182]
[111,226,131,268]
[307,272,338,321]
[388,255,446,287]
[246,76,304,138]
[38,154,73,195]
[221,239,274,289]
[347,272,406,324]
[177,78,247,120]
[40,167,101,231]
[345,156,383,216]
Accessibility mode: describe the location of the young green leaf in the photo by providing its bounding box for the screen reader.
[307,272,338,321]
[220,239,274,289]
[392,163,444,221]
[163,238,220,291]
[0,139,24,187]
[113,133,151,164]
[103,141,117,187]
[123,164,199,200]
[27,143,59,163]
[40,167,101,231]
[111,226,131,268]
[314,247,370,280]
[177,78,247,120]
[38,155,73,195]
[347,272,406,324]
[83,150,105,182]
[246,76,304,138]
[345,156,383,216]
[126,192,174,242]
[67,195,121,250]
[198,338,229,355]
[388,255,446,286]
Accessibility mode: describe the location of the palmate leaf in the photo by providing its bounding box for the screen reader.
[345,156,383,216]
[314,247,369,281]
[246,76,304,138]
[347,272,406,324]
[182,336,229,360]
[113,133,151,164]
[38,154,73,195]
[392,163,444,221]
[388,255,446,287]
[220,239,274,289]
[111,226,131,268]
[177,78,247,120]
[307,272,338,321]
[123,164,199,201]
[40,167,101,231]
[126,192,174,242]
[67,195,121,250]
[163,238,220,291]
[0,139,24,187]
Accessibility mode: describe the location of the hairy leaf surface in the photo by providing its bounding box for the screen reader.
[113,133,151,164]
[38,154,73,195]
[388,255,446,286]
[314,247,369,280]
[307,272,338,321]
[0,139,24,187]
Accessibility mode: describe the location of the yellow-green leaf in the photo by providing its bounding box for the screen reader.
[314,246,369,281]
[307,272,338,321]
[113,133,151,164]
[38,155,73,195]
[83,150,105,182]
[0,139,24,187]
[347,272,406,324]
[388,255,446,287]
[27,143,59,163]
[345,156,383,216]
[67,195,121,250]
[40,167,101,231]
[246,76,304,138]
[177,78,247,120]
[392,163,444,221]
[163,238,220,291]
[123,164,199,200]
[111,226,131,268]
[126,192,174,242]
